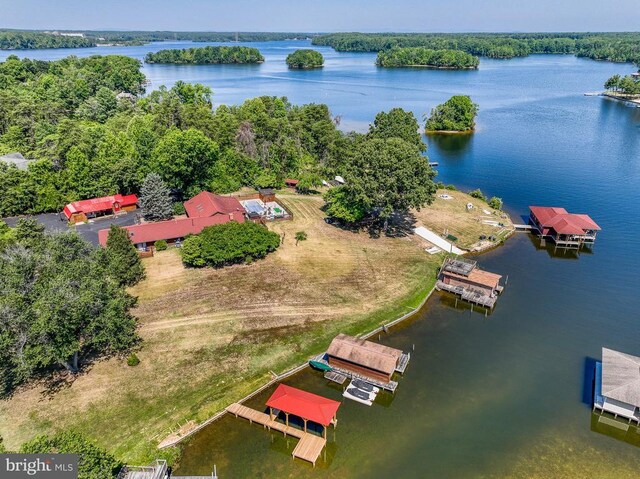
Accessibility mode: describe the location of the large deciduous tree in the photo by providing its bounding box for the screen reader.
[139,172,173,221]
[151,128,219,196]
[324,137,436,228]
[0,231,138,396]
[368,108,426,152]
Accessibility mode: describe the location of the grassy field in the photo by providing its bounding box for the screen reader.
[0,193,442,464]
[412,189,514,251]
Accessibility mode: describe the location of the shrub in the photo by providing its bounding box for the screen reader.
[445,184,458,191]
[126,353,140,367]
[155,240,168,251]
[173,202,186,216]
[488,196,503,210]
[295,231,308,245]
[180,221,280,268]
[469,189,486,201]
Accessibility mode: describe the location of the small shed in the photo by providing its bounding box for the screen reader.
[285,178,299,188]
[258,188,276,203]
[327,333,403,383]
[63,193,138,224]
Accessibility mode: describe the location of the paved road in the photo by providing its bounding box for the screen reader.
[4,212,139,246]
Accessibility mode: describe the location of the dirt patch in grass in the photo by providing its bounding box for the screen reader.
[412,189,514,250]
[0,193,440,463]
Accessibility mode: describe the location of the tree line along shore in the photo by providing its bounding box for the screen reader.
[312,32,640,64]
[2,30,640,69]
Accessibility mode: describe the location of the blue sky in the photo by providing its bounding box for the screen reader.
[1,0,639,32]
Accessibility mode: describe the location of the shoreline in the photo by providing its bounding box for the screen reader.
[378,64,478,70]
[158,206,514,450]
[425,129,475,135]
[601,92,640,107]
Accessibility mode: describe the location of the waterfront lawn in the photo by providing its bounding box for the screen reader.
[412,189,514,250]
[0,193,439,464]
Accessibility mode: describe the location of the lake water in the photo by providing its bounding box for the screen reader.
[4,41,640,478]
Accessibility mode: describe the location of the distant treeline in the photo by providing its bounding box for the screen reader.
[145,46,264,64]
[313,33,640,64]
[87,30,315,43]
[0,31,96,50]
[0,30,317,49]
[377,47,479,69]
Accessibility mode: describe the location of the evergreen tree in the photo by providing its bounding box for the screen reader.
[139,173,173,221]
[105,225,145,286]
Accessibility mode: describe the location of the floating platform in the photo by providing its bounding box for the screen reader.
[324,370,348,385]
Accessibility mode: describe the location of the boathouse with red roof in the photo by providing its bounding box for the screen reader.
[266,384,340,438]
[63,194,138,224]
[529,206,601,249]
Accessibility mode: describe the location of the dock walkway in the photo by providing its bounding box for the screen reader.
[226,403,327,466]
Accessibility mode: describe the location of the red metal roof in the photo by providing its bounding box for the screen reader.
[265,384,340,427]
[183,192,244,219]
[98,211,244,246]
[63,194,138,219]
[529,206,600,235]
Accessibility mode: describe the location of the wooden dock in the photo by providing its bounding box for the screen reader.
[226,403,327,466]
[436,280,497,309]
[513,224,532,231]
[395,352,410,374]
[324,370,348,385]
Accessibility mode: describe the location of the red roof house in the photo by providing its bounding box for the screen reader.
[98,211,244,249]
[63,194,138,224]
[183,191,244,219]
[98,192,245,251]
[529,206,601,248]
[266,384,340,428]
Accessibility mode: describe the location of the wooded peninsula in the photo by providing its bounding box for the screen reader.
[376,47,479,69]
[313,32,640,63]
[145,46,264,64]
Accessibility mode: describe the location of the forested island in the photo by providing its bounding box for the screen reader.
[0,31,96,50]
[313,32,640,64]
[376,47,479,69]
[145,46,264,64]
[425,95,478,132]
[286,49,324,69]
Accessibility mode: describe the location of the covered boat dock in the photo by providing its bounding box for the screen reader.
[226,384,340,466]
[593,347,640,424]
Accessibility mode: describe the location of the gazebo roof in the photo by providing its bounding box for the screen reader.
[602,347,640,407]
[265,384,340,426]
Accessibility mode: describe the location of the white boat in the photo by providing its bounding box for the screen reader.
[342,379,379,406]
